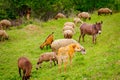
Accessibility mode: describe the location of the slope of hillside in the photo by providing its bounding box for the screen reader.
[0,12,120,80]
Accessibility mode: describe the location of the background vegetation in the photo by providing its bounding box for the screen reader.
[0,12,120,80]
[0,0,120,20]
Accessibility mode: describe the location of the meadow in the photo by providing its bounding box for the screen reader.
[0,12,120,80]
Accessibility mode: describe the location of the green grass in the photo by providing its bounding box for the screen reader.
[0,12,120,80]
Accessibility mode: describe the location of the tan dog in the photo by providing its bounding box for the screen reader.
[57,43,86,73]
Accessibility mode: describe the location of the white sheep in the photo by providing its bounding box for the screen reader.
[63,25,75,33]
[51,39,79,53]
[63,30,74,39]
[64,22,76,28]
[0,30,9,41]
[78,12,91,20]
[73,17,83,24]
[54,13,66,20]
[36,52,58,69]
[0,19,11,29]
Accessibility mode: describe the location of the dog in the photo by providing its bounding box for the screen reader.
[57,43,86,73]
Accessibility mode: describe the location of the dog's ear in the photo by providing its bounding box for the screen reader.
[72,44,76,49]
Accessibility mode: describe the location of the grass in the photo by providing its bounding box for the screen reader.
[0,12,120,80]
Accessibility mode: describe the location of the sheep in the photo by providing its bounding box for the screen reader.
[40,32,54,49]
[63,25,75,33]
[0,19,11,29]
[10,19,22,27]
[78,12,91,20]
[54,13,66,20]
[73,17,83,24]
[36,52,58,69]
[63,30,74,39]
[0,24,2,30]
[64,22,76,28]
[0,30,9,41]
[98,8,112,15]
[51,39,79,53]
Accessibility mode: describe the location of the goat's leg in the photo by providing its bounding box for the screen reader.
[18,68,21,77]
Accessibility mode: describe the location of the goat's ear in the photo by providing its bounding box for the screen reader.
[101,21,103,24]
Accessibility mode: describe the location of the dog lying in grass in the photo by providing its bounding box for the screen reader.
[57,43,86,73]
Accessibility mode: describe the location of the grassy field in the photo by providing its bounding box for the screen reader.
[0,12,120,80]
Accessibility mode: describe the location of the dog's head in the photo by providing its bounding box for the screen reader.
[71,43,86,54]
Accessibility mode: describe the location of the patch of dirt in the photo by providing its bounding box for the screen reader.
[25,24,40,31]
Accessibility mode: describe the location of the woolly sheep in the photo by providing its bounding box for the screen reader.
[36,52,58,69]
[64,22,75,28]
[10,19,22,27]
[98,8,112,15]
[63,25,75,33]
[63,30,74,39]
[51,39,79,53]
[54,13,66,20]
[73,17,83,24]
[0,19,11,29]
[0,30,9,41]
[0,24,2,30]
[78,12,91,20]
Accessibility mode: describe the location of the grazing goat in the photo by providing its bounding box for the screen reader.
[40,32,54,49]
[57,43,86,72]
[36,52,58,70]
[18,57,32,80]
[78,21,103,43]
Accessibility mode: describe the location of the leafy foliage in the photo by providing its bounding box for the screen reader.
[0,0,120,20]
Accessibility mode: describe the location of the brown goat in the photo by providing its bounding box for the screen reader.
[18,57,32,80]
[78,21,103,43]
[40,32,54,49]
[36,52,58,70]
